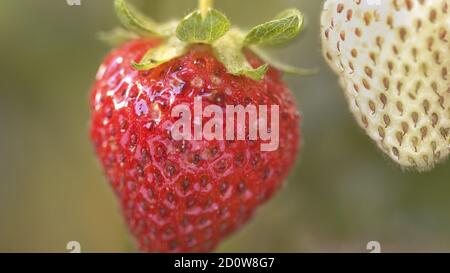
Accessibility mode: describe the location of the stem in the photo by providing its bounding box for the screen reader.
[199,0,213,17]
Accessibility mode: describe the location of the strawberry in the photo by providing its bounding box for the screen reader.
[90,0,306,252]
[321,0,450,171]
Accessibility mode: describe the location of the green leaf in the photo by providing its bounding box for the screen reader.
[251,47,318,76]
[243,9,304,46]
[213,31,268,81]
[114,0,164,36]
[241,64,269,81]
[98,28,139,46]
[132,36,187,70]
[176,8,230,43]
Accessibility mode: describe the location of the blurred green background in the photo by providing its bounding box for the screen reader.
[1,0,450,253]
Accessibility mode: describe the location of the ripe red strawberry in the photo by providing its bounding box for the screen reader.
[90,0,306,252]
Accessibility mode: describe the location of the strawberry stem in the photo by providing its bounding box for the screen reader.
[199,0,214,17]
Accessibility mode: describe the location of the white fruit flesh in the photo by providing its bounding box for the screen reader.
[322,0,450,170]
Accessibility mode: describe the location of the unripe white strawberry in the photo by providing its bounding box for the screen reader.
[321,0,450,171]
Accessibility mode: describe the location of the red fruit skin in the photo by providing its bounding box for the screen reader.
[90,39,300,252]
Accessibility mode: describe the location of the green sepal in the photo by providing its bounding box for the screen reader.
[251,47,318,76]
[114,0,170,37]
[109,1,307,80]
[132,36,187,70]
[243,9,304,46]
[241,64,269,81]
[176,8,230,44]
[213,30,268,81]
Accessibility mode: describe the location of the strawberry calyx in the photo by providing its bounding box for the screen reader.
[102,0,311,81]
